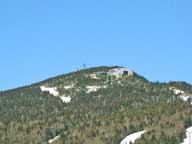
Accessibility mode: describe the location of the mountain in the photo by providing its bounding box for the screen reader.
[0,66,192,144]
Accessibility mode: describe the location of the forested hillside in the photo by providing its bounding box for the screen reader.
[0,66,192,144]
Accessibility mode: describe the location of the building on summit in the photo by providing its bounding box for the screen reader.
[108,67,133,78]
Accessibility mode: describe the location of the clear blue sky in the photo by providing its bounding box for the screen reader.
[0,0,192,90]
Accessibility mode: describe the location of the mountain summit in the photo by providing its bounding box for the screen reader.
[0,66,192,144]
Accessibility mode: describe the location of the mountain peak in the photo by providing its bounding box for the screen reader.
[1,65,192,144]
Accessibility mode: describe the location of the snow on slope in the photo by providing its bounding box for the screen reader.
[48,135,60,144]
[86,85,107,93]
[86,86,101,93]
[170,87,192,104]
[120,130,146,144]
[174,89,184,95]
[169,87,185,95]
[40,86,71,103]
[181,127,192,144]
[64,85,74,90]
[40,86,59,96]
[60,96,71,103]
[180,95,191,102]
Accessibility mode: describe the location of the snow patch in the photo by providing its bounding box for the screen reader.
[120,130,146,144]
[40,86,59,96]
[118,81,121,84]
[86,86,101,93]
[103,85,107,89]
[86,85,107,93]
[169,87,192,104]
[170,87,185,95]
[180,95,191,102]
[60,96,71,103]
[48,135,60,144]
[181,127,192,144]
[40,86,71,103]
[64,85,74,90]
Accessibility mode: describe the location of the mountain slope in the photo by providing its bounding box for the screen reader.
[0,66,192,144]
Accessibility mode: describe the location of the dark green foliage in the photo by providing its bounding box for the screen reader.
[0,66,192,144]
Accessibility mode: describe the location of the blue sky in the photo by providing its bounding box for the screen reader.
[0,0,192,90]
